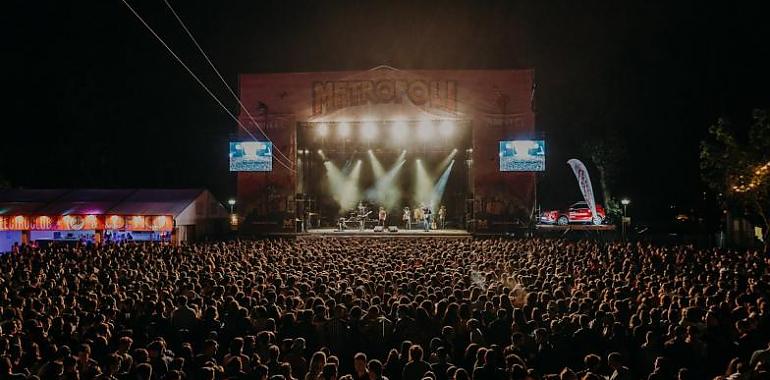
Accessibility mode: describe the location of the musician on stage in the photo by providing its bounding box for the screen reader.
[414,206,423,226]
[422,204,432,232]
[357,201,367,231]
[438,205,447,230]
[378,207,387,227]
[402,207,411,230]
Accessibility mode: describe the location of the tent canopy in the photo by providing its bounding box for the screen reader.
[0,189,209,217]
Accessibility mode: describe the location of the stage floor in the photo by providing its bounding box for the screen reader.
[303,228,471,238]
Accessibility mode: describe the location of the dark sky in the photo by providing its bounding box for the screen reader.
[3,1,770,223]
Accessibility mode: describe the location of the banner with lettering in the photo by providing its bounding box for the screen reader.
[567,159,598,222]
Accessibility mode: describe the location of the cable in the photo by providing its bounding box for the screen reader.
[118,0,296,172]
[161,0,295,168]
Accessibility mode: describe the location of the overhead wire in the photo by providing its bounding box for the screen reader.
[161,0,295,168]
[118,0,296,172]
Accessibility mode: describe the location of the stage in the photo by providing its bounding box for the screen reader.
[303,228,471,238]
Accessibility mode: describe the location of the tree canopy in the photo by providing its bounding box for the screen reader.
[701,109,770,251]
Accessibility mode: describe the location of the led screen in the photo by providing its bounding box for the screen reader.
[499,140,545,171]
[229,141,272,171]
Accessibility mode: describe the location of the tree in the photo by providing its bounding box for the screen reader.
[581,134,626,222]
[700,109,770,252]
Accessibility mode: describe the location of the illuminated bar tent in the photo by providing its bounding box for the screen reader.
[0,189,228,251]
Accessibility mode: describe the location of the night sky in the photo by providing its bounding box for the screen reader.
[4,1,770,224]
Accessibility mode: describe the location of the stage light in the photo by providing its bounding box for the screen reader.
[338,122,351,138]
[317,124,329,137]
[418,120,434,141]
[391,121,408,142]
[439,120,455,137]
[362,122,378,140]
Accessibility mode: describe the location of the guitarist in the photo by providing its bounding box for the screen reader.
[357,202,368,231]
[422,204,432,232]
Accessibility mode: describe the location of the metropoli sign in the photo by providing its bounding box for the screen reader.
[312,79,457,116]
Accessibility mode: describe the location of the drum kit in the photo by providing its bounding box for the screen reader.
[337,203,375,231]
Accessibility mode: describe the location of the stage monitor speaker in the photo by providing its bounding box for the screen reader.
[388,226,399,233]
[373,226,384,232]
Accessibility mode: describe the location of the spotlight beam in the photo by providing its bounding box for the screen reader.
[433,149,458,177]
[414,159,434,207]
[325,160,363,212]
[430,160,455,210]
[368,150,385,179]
[366,152,406,210]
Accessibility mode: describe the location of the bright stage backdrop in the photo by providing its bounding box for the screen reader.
[237,67,535,231]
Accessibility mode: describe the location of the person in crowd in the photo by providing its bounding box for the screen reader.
[607,352,633,380]
[0,238,769,380]
[352,353,369,380]
[402,346,431,380]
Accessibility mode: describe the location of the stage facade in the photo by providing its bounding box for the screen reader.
[236,66,535,233]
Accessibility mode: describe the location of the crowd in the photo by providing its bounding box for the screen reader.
[1,237,769,380]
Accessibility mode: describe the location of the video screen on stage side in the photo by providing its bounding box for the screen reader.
[499,140,545,171]
[229,141,272,171]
